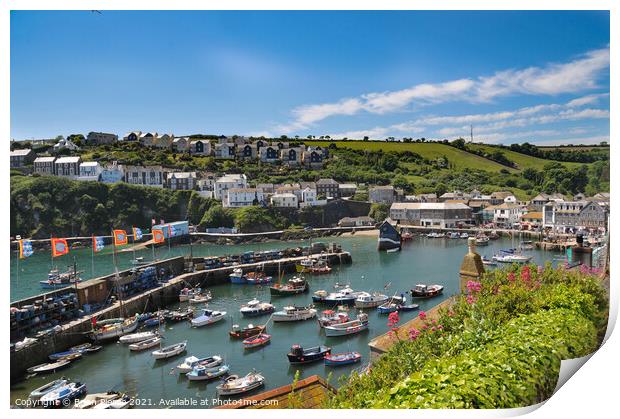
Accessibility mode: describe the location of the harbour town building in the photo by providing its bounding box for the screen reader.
[123,165,164,188]
[389,202,473,228]
[86,131,118,145]
[214,173,248,201]
[224,188,264,208]
[77,161,104,181]
[10,148,35,168]
[316,178,340,199]
[167,172,197,190]
[543,200,608,233]
[33,156,56,175]
[54,156,82,179]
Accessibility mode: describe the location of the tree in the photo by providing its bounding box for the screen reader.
[368,203,390,222]
[198,205,234,229]
[451,138,466,149]
[435,182,448,197]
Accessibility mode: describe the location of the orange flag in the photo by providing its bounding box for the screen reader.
[113,229,128,246]
[51,238,69,257]
[152,229,165,244]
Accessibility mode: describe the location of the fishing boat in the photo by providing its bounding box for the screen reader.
[179,287,201,302]
[244,271,273,285]
[229,268,245,284]
[378,220,401,251]
[295,258,317,273]
[488,231,500,240]
[29,378,69,400]
[401,231,413,241]
[324,313,369,337]
[460,232,470,239]
[270,276,309,296]
[229,323,266,339]
[308,260,332,275]
[272,305,317,322]
[118,331,158,344]
[28,359,73,374]
[128,336,162,351]
[175,355,223,373]
[40,266,83,290]
[216,371,265,396]
[39,381,86,408]
[143,314,166,328]
[410,284,444,299]
[89,316,139,342]
[492,253,532,264]
[239,299,275,317]
[151,341,187,360]
[186,364,230,381]
[191,309,227,327]
[312,287,361,305]
[73,391,131,409]
[324,351,362,366]
[354,291,389,308]
[189,291,212,304]
[447,232,460,239]
[165,307,194,322]
[520,240,535,250]
[482,255,497,266]
[242,333,271,349]
[475,234,490,246]
[287,344,331,364]
[317,309,350,327]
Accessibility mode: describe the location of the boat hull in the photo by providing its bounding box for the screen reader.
[324,321,368,337]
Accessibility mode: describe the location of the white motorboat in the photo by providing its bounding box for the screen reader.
[272,305,317,322]
[239,299,275,317]
[216,371,265,396]
[190,309,227,327]
[175,355,222,374]
[493,253,532,264]
[447,232,460,239]
[324,313,369,337]
[354,292,389,308]
[151,341,187,360]
[29,378,69,400]
[90,317,139,342]
[475,235,490,246]
[128,336,162,351]
[460,232,469,239]
[118,331,158,344]
[39,381,87,407]
[186,364,230,381]
[188,291,212,304]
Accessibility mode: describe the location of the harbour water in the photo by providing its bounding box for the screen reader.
[10,235,562,407]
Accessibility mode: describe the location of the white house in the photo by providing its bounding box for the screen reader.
[77,161,103,181]
[214,174,248,201]
[54,156,82,179]
[124,165,164,187]
[492,203,525,227]
[53,138,79,153]
[271,193,298,208]
[224,188,264,208]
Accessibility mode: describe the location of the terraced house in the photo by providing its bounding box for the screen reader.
[543,200,608,233]
[389,202,473,228]
[124,165,164,187]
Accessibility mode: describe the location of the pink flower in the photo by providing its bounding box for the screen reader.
[387,311,400,328]
[408,328,421,341]
[421,324,428,330]
[431,318,437,324]
[520,266,531,284]
[419,311,427,320]
[466,280,482,294]
[466,295,477,305]
[437,324,444,330]
[447,310,454,317]
[507,272,516,283]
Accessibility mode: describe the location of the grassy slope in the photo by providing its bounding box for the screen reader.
[305,141,517,173]
[466,144,584,170]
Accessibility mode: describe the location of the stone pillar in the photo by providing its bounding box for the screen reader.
[459,237,485,293]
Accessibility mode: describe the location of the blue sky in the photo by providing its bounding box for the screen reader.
[11,10,609,145]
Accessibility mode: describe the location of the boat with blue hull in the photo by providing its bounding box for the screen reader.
[324,351,362,366]
[377,220,401,251]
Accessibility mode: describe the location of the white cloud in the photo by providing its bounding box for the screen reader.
[274,47,610,134]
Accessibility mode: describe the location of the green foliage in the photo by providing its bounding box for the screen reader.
[329,265,607,409]
[368,203,390,222]
[198,204,235,229]
[233,206,289,233]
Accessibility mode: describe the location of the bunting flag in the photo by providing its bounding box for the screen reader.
[153,229,165,244]
[19,239,33,259]
[93,236,105,253]
[113,230,128,246]
[51,238,69,257]
[133,227,143,241]
[168,224,177,238]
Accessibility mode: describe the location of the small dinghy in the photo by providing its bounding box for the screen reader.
[242,333,271,349]
[188,291,212,304]
[28,358,73,374]
[39,381,86,408]
[175,355,223,374]
[29,378,69,400]
[128,336,162,351]
[324,351,362,366]
[165,308,194,322]
[216,371,265,396]
[186,364,230,381]
[118,331,158,344]
[239,299,275,317]
[324,313,369,337]
[399,303,420,312]
[229,323,266,339]
[287,344,331,364]
[377,302,401,314]
[191,309,226,327]
[152,341,187,360]
[410,284,444,299]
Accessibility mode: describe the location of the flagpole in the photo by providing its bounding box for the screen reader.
[15,242,19,288]
[112,230,118,271]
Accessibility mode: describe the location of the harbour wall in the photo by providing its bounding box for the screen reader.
[10,251,352,381]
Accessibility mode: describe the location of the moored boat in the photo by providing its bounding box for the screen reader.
[151,341,187,360]
[89,316,139,342]
[229,268,245,284]
[216,371,265,396]
[128,336,162,351]
[189,291,212,304]
[239,299,275,317]
[482,255,497,266]
[324,351,362,366]
[295,258,316,273]
[410,284,444,299]
[118,331,158,344]
[165,307,194,322]
[475,234,490,246]
[40,266,83,290]
[242,333,271,349]
[186,364,230,381]
[287,344,331,364]
[270,276,309,296]
[520,240,535,250]
[324,313,369,337]
[39,381,86,408]
[317,309,350,328]
[354,291,389,308]
[29,378,69,400]
[492,253,532,264]
[191,309,226,327]
[312,287,361,305]
[179,287,201,302]
[73,391,129,409]
[175,355,223,373]
[28,358,73,374]
[244,271,272,285]
[229,323,266,339]
[272,305,317,322]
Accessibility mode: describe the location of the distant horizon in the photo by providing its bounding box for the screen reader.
[11,10,609,145]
